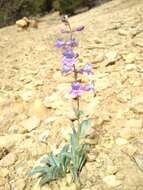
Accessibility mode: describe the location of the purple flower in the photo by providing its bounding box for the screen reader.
[55,39,65,48]
[62,56,76,65]
[75,26,85,32]
[62,64,72,74]
[63,49,75,58]
[79,63,93,75]
[66,38,78,47]
[81,82,95,92]
[70,82,83,97]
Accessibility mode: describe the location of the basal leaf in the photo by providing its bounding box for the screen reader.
[28,166,49,177]
[79,119,91,137]
[51,154,60,168]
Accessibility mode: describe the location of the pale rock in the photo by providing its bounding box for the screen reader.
[20,116,40,132]
[123,53,136,64]
[134,40,143,48]
[125,64,137,71]
[15,160,33,177]
[118,29,129,36]
[105,51,119,63]
[0,177,6,186]
[106,165,118,175]
[122,144,137,156]
[43,94,63,109]
[115,138,128,146]
[59,182,77,190]
[92,52,104,64]
[130,102,143,114]
[8,124,27,134]
[0,146,9,160]
[0,183,10,190]
[41,185,52,190]
[16,19,28,28]
[44,116,59,124]
[120,119,143,139]
[102,175,122,187]
[34,80,44,87]
[102,135,115,149]
[29,99,48,120]
[11,179,26,190]
[91,117,104,128]
[20,90,33,101]
[96,77,111,91]
[85,97,100,116]
[117,90,131,103]
[61,127,71,141]
[0,153,17,167]
[39,129,50,143]
[133,153,143,172]
[0,136,15,149]
[0,168,9,178]
[65,174,73,185]
[85,126,96,139]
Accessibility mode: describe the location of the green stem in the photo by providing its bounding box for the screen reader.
[67,20,80,129]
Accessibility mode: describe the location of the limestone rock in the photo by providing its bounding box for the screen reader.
[105,51,119,63]
[30,99,49,120]
[125,64,137,71]
[16,19,28,28]
[130,102,143,114]
[20,116,41,132]
[118,29,129,36]
[20,90,33,101]
[120,119,143,139]
[39,129,50,143]
[11,179,26,190]
[102,175,122,187]
[0,136,15,150]
[133,153,143,172]
[115,138,128,146]
[123,53,136,64]
[0,168,9,178]
[0,153,17,167]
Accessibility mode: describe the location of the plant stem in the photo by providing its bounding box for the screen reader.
[68,21,80,128]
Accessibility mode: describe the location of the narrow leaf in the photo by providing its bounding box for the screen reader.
[79,119,91,137]
[28,166,49,176]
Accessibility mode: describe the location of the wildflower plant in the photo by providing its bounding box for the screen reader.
[28,15,95,187]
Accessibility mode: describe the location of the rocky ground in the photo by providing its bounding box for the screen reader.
[0,0,143,189]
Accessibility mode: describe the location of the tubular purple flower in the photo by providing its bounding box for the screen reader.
[70,82,83,97]
[62,56,76,65]
[63,49,75,58]
[79,63,93,75]
[55,39,65,48]
[66,38,79,47]
[81,82,95,92]
[62,64,72,74]
[75,26,85,32]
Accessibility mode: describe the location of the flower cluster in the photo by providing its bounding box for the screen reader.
[55,15,95,98]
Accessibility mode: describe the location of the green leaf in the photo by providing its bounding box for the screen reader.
[50,154,60,168]
[71,167,79,183]
[28,166,49,177]
[79,119,91,137]
[78,145,87,172]
[73,108,84,118]
[39,175,51,186]
[40,155,50,164]
[59,144,70,171]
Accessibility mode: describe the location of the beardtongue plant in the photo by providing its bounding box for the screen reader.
[28,15,95,187]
